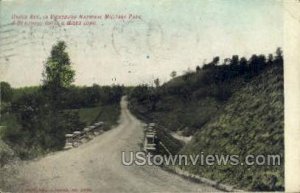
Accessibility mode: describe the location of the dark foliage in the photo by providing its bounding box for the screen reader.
[129,48,283,111]
[1,41,124,159]
[61,85,123,109]
[128,48,284,191]
[0,82,13,102]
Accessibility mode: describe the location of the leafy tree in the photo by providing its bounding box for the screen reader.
[257,55,267,71]
[212,56,220,65]
[10,41,80,155]
[154,78,160,87]
[202,56,220,69]
[239,57,248,74]
[275,47,283,64]
[170,71,177,78]
[42,41,75,106]
[0,82,13,102]
[129,85,151,102]
[231,55,239,66]
[249,54,259,75]
[267,54,274,65]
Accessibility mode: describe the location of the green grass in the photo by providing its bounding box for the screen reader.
[76,106,102,125]
[181,65,284,191]
[70,103,121,127]
[129,64,283,191]
[92,104,120,127]
[0,113,21,138]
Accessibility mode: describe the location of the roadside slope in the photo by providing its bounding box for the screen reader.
[181,64,284,191]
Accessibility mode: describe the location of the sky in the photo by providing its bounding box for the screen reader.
[0,0,283,87]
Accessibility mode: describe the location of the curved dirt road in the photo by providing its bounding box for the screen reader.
[14,97,218,193]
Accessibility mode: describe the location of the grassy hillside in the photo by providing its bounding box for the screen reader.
[129,76,256,137]
[181,64,284,191]
[71,103,120,127]
[128,50,284,191]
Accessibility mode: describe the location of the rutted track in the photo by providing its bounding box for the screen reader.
[13,97,218,193]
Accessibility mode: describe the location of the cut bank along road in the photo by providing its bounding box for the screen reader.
[14,97,219,193]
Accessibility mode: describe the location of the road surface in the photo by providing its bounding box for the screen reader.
[13,97,219,193]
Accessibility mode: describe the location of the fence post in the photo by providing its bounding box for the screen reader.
[64,134,74,149]
[64,121,105,149]
[143,123,157,153]
[94,121,104,135]
[72,131,82,147]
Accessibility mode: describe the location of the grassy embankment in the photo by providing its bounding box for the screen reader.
[128,53,284,191]
[70,103,120,128]
[181,65,284,191]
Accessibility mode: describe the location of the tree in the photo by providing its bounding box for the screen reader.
[170,71,177,78]
[212,56,220,65]
[43,41,74,87]
[257,54,267,71]
[202,56,220,69]
[39,41,78,149]
[267,54,274,65]
[0,82,13,102]
[239,57,247,74]
[154,78,160,87]
[231,55,239,66]
[4,41,84,156]
[42,41,75,107]
[249,54,259,75]
[275,47,283,65]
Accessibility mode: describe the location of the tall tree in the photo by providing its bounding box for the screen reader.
[0,81,13,102]
[231,55,239,66]
[170,71,177,78]
[249,54,259,75]
[239,57,247,74]
[275,47,283,65]
[154,78,160,87]
[212,56,220,66]
[267,54,274,65]
[40,41,80,149]
[42,41,75,106]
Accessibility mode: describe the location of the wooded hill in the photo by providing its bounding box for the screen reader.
[128,48,284,191]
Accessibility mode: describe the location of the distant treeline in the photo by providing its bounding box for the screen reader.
[0,83,123,159]
[167,47,283,102]
[131,48,283,103]
[199,48,283,82]
[61,84,123,109]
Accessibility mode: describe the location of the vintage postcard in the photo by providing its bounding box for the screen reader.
[0,0,299,192]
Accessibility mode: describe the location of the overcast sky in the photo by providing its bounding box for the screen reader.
[0,0,283,87]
